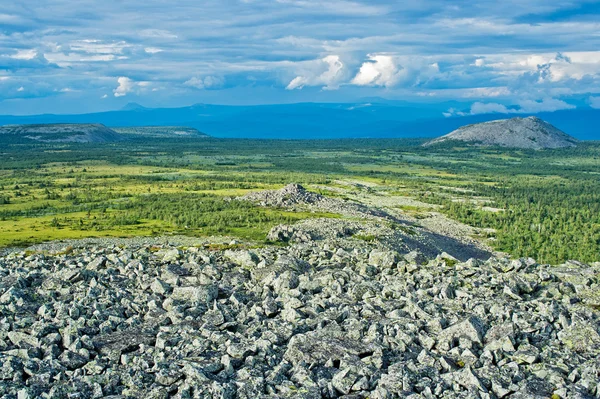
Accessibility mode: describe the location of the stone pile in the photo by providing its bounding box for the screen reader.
[240,184,389,220]
[0,242,599,398]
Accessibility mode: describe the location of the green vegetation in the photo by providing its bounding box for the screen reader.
[1,134,599,264]
[353,234,377,242]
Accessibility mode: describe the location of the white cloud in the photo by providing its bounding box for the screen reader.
[3,2,600,110]
[101,94,108,99]
[286,76,307,90]
[10,49,38,60]
[184,75,225,90]
[351,55,401,87]
[517,98,575,113]
[275,0,387,16]
[114,77,133,97]
[286,55,344,90]
[184,77,204,89]
[70,40,129,55]
[467,98,575,115]
[144,47,163,54]
[443,107,467,117]
[113,77,150,97]
[17,86,24,92]
[203,76,224,89]
[139,29,178,39]
[590,96,600,109]
[446,97,576,117]
[445,87,511,98]
[470,102,509,115]
[483,51,600,82]
[44,53,119,66]
[351,55,441,88]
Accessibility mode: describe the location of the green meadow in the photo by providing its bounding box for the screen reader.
[1,135,599,264]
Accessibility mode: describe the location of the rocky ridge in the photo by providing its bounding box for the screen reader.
[0,124,124,143]
[0,238,599,398]
[241,183,389,219]
[425,117,579,149]
[245,184,491,262]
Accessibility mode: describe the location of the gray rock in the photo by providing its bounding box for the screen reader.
[369,250,399,268]
[285,329,379,366]
[223,250,258,269]
[161,248,182,262]
[171,284,218,303]
[437,316,486,350]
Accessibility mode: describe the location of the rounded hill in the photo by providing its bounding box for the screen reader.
[425,116,579,149]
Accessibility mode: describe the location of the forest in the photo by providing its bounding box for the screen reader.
[1,134,599,264]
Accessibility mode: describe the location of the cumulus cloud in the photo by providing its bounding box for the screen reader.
[285,55,344,90]
[351,55,401,87]
[114,77,133,97]
[590,96,600,109]
[184,75,225,90]
[113,77,150,97]
[484,52,600,83]
[351,55,442,88]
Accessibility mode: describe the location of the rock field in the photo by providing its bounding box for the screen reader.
[0,184,599,398]
[1,238,599,398]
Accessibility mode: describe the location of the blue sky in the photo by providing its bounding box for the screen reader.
[1,0,600,115]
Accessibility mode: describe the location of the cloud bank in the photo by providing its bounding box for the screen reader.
[0,0,599,113]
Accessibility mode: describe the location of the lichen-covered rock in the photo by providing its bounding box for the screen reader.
[171,284,218,303]
[558,322,600,353]
[0,242,597,398]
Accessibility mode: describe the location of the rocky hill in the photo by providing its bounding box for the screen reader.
[0,123,124,143]
[425,117,579,149]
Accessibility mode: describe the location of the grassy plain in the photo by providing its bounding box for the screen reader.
[1,134,599,263]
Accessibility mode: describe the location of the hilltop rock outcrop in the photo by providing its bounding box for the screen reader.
[425,117,578,149]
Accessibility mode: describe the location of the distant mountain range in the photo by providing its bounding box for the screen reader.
[425,117,579,149]
[0,103,598,140]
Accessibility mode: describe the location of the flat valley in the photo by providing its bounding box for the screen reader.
[0,124,599,398]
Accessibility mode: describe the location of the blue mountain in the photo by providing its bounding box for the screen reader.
[0,103,598,140]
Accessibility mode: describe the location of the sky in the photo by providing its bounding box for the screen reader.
[1,0,600,115]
